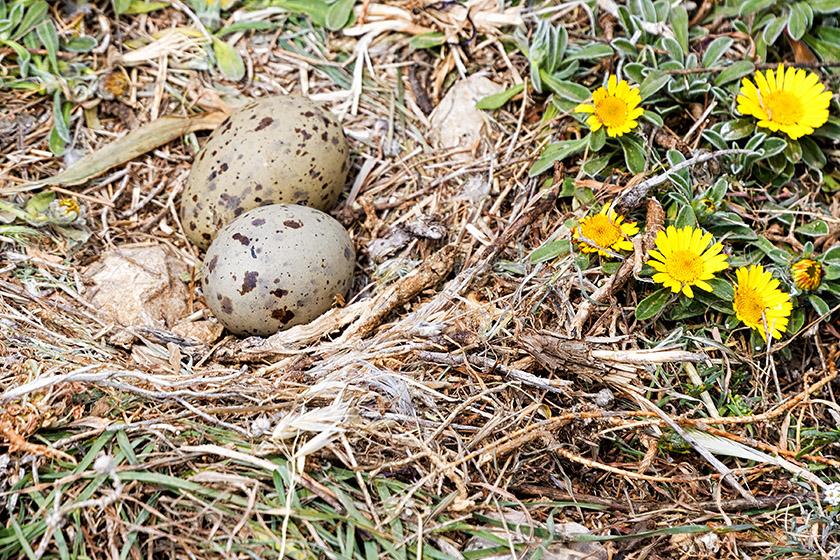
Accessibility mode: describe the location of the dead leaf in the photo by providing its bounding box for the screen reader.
[10,112,228,193]
[788,36,818,64]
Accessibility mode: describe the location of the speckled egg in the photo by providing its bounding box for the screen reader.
[182,95,350,249]
[201,204,355,337]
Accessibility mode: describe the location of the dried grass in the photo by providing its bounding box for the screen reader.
[1,2,839,559]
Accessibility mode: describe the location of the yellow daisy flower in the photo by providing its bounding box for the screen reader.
[736,63,832,140]
[733,265,793,341]
[791,258,822,291]
[575,75,644,138]
[646,225,729,298]
[572,202,639,257]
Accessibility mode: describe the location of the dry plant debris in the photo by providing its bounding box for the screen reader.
[2,1,840,559]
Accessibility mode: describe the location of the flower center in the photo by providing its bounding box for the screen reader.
[764,90,805,126]
[579,214,623,247]
[734,287,765,325]
[664,250,704,283]
[595,96,628,128]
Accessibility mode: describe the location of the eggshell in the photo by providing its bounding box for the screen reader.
[201,204,355,336]
[182,95,350,249]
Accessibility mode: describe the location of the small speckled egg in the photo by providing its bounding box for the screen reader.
[201,204,355,337]
[182,95,350,249]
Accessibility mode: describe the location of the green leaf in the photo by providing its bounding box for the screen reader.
[624,63,645,83]
[112,0,131,15]
[784,137,802,162]
[530,239,571,264]
[702,37,733,67]
[476,83,524,110]
[35,21,58,73]
[529,137,588,176]
[541,71,590,102]
[796,220,829,236]
[674,204,696,229]
[7,1,23,30]
[799,135,827,168]
[49,125,66,157]
[760,137,787,159]
[619,134,646,174]
[824,175,840,193]
[702,129,728,151]
[751,236,791,265]
[739,0,775,16]
[62,35,98,52]
[720,119,755,140]
[714,61,755,86]
[763,15,787,45]
[708,177,728,202]
[575,253,590,271]
[602,261,621,275]
[809,294,830,315]
[12,0,46,40]
[2,39,30,77]
[611,37,638,57]
[670,4,688,53]
[565,43,614,62]
[589,126,606,151]
[617,5,638,36]
[273,0,329,27]
[637,0,657,22]
[788,308,806,335]
[810,0,840,13]
[215,21,274,37]
[325,0,354,31]
[639,69,670,100]
[662,37,683,64]
[636,288,673,320]
[582,154,612,177]
[212,37,244,81]
[123,1,168,14]
[641,110,663,127]
[787,3,807,40]
[26,191,55,214]
[409,32,445,50]
[51,92,70,143]
[706,278,735,300]
[823,246,840,265]
[804,33,840,62]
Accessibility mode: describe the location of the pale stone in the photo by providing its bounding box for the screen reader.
[84,245,190,328]
[429,74,505,159]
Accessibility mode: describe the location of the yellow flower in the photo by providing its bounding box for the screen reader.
[736,63,832,140]
[572,202,639,257]
[791,258,822,291]
[575,75,644,138]
[646,225,729,298]
[733,265,793,341]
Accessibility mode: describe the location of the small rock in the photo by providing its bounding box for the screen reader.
[429,74,505,159]
[171,320,224,345]
[84,245,191,328]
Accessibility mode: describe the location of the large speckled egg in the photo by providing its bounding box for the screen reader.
[182,95,350,249]
[201,204,355,337]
